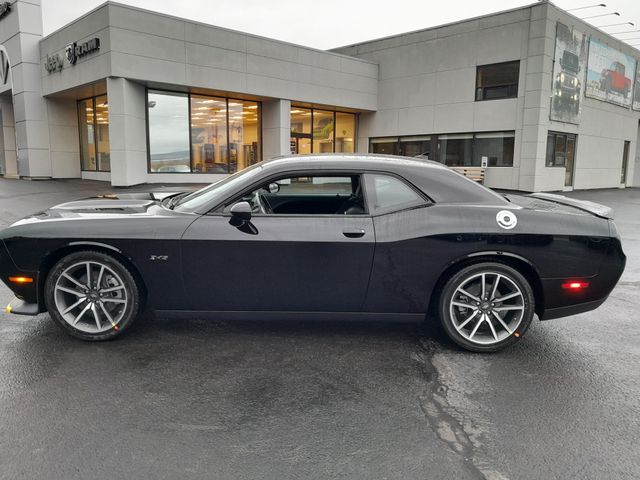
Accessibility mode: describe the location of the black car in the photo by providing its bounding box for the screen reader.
[0,155,625,352]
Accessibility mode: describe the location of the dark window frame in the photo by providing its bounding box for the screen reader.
[621,140,630,184]
[77,94,111,173]
[364,172,428,216]
[217,171,370,217]
[209,169,430,217]
[369,131,516,167]
[545,131,577,167]
[145,88,263,174]
[475,60,520,101]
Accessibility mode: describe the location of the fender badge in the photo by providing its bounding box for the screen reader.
[496,210,517,230]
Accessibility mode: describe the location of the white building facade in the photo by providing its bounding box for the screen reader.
[0,0,638,191]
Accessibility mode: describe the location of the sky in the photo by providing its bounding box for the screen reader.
[40,0,640,50]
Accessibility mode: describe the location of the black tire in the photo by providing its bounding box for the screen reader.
[438,262,535,353]
[44,250,142,341]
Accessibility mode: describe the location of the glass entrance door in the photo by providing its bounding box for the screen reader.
[290,133,312,154]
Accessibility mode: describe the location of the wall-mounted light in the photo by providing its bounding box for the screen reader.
[567,3,606,12]
[597,22,634,28]
[580,12,620,20]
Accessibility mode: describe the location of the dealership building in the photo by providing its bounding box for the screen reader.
[0,0,639,191]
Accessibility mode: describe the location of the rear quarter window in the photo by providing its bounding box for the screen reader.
[365,173,426,215]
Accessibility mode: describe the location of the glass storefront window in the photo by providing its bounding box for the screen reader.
[290,108,312,154]
[229,99,260,173]
[313,109,334,153]
[335,112,356,153]
[400,136,431,158]
[78,99,96,171]
[148,91,190,173]
[290,108,356,154]
[191,95,227,173]
[371,132,515,167]
[95,95,110,171]
[148,90,262,173]
[474,132,514,167]
[370,137,399,155]
[438,134,473,166]
[78,95,109,172]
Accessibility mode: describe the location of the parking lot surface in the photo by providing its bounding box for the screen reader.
[0,178,639,479]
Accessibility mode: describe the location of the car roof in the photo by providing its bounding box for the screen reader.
[266,153,448,171]
[262,154,507,205]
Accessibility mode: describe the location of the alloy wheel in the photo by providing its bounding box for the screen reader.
[448,271,525,345]
[53,260,128,334]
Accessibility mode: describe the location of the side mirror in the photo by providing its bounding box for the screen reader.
[267,182,280,194]
[230,201,252,221]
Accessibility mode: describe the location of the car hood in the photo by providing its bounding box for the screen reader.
[6,192,188,227]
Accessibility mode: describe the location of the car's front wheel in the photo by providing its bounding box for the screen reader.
[438,262,535,352]
[44,250,142,341]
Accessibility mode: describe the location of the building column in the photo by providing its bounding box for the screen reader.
[0,96,17,177]
[1,0,51,178]
[107,77,148,186]
[262,99,291,160]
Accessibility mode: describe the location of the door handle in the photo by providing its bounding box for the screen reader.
[343,228,366,238]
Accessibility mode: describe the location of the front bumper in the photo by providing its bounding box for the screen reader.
[6,297,40,316]
[0,240,41,310]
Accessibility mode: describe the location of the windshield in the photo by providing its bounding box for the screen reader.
[562,51,579,74]
[174,163,265,212]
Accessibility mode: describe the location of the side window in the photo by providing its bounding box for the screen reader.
[365,173,425,215]
[228,174,366,215]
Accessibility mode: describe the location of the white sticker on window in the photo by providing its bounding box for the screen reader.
[496,210,517,230]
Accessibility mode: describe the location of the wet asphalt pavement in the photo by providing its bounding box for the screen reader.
[0,178,638,479]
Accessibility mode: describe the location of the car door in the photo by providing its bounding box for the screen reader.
[180,173,375,312]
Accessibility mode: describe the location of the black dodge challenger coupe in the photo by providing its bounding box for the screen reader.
[0,155,626,352]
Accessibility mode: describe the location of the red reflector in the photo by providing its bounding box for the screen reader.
[562,281,589,290]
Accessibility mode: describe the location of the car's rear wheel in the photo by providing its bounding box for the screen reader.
[438,262,535,353]
[44,251,142,341]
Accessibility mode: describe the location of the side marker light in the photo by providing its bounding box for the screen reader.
[8,276,34,284]
[562,281,589,290]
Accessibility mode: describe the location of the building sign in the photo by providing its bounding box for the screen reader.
[65,37,100,65]
[0,2,11,20]
[0,45,10,92]
[45,37,101,74]
[44,54,64,73]
[585,38,636,108]
[0,49,9,86]
[550,23,587,124]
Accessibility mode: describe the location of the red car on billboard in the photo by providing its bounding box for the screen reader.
[600,61,631,98]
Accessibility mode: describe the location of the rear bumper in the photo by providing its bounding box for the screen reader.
[6,297,41,316]
[539,237,625,320]
[539,297,608,321]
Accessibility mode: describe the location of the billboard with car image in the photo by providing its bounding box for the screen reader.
[585,38,635,108]
[550,23,588,123]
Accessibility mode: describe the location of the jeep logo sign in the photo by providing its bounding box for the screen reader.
[44,54,64,73]
[65,37,100,65]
